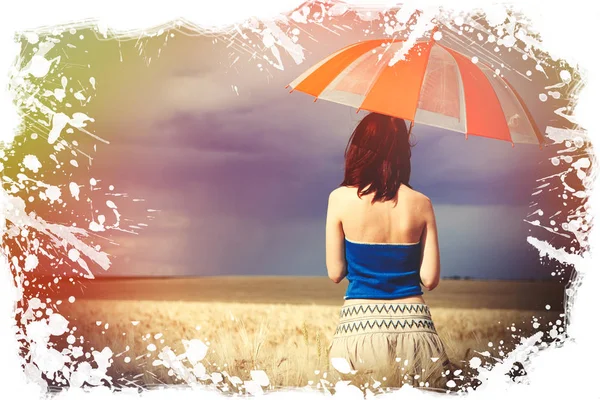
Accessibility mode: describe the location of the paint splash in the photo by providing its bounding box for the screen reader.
[3,28,152,392]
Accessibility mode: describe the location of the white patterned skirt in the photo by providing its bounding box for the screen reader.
[328,303,450,388]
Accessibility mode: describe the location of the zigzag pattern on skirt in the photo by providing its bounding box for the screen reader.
[334,318,436,335]
[339,303,430,318]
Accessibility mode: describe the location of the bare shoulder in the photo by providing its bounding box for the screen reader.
[328,187,354,220]
[329,187,345,205]
[402,186,434,213]
[328,186,350,204]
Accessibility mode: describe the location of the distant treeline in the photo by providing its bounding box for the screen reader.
[442,275,556,282]
[443,275,473,281]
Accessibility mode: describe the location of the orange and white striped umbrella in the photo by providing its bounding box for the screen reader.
[287,32,544,147]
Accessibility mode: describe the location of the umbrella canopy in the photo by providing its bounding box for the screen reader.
[287,31,544,147]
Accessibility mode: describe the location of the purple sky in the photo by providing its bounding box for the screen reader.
[83,25,573,280]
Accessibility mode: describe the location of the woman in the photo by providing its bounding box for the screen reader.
[326,112,450,389]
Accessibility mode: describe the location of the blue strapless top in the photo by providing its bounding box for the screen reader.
[344,238,423,300]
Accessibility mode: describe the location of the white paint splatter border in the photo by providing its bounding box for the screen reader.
[0,0,598,398]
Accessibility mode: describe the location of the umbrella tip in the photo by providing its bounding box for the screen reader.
[313,97,318,103]
[285,84,289,89]
[511,142,515,148]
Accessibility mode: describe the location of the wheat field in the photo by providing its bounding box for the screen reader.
[54,277,563,391]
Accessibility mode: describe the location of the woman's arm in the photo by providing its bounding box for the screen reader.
[325,189,347,284]
[419,197,441,291]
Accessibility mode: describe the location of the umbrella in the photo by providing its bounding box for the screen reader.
[286,28,544,148]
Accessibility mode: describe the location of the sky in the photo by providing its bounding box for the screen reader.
[16,12,578,280]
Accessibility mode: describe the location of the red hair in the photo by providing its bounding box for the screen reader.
[341,112,413,202]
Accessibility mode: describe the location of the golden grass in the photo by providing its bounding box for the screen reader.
[61,299,559,390]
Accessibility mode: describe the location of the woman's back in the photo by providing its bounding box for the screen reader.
[334,185,430,245]
[326,183,441,299]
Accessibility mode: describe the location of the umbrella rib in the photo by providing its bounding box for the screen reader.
[411,42,437,123]
[359,38,427,120]
[356,52,391,110]
[354,38,400,113]
[416,44,468,136]
[498,75,546,147]
[462,46,544,147]
[443,46,515,145]
[444,39,545,147]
